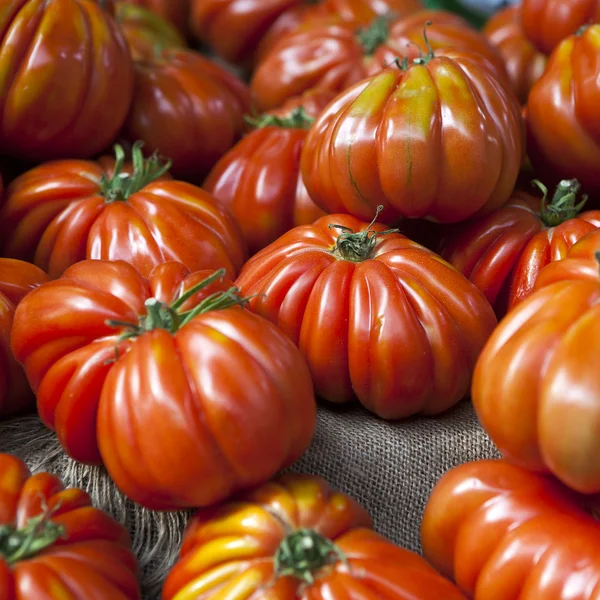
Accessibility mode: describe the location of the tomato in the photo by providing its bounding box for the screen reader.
[121,0,190,36]
[268,87,338,120]
[204,107,326,256]
[421,459,600,599]
[0,0,133,161]
[526,24,600,194]
[115,2,187,60]
[439,179,600,315]
[123,49,251,183]
[251,10,509,111]
[0,259,48,418]
[163,473,467,599]
[521,0,600,55]
[0,452,140,598]
[483,4,547,104]
[11,261,317,510]
[300,51,523,225]
[235,211,496,419]
[0,143,247,280]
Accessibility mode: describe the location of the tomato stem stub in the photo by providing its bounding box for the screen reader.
[245,107,315,131]
[274,529,348,584]
[533,178,588,227]
[357,15,390,56]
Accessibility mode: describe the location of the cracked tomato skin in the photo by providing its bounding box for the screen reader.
[0,258,48,418]
[0,452,141,599]
[162,473,467,600]
[0,0,134,161]
[235,213,496,420]
[0,155,247,280]
[300,54,523,225]
[421,460,600,600]
[521,0,600,55]
[526,25,600,194]
[11,260,317,510]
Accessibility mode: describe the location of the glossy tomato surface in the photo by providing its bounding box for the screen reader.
[236,213,496,419]
[0,0,134,161]
[0,452,140,598]
[422,459,600,599]
[0,148,247,279]
[526,25,600,193]
[11,260,317,510]
[163,473,466,599]
[301,55,523,224]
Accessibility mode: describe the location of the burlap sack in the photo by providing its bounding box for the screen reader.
[0,400,499,599]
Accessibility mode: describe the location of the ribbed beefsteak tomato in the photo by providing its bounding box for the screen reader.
[526,24,600,194]
[472,259,600,493]
[0,143,247,280]
[521,0,600,55]
[163,473,466,599]
[235,211,496,419]
[439,179,600,315]
[300,48,523,225]
[121,0,189,35]
[421,460,600,599]
[0,452,141,598]
[11,261,317,510]
[0,0,134,161]
[0,259,48,418]
[204,107,326,256]
[123,49,252,183]
[483,4,547,104]
[251,10,508,111]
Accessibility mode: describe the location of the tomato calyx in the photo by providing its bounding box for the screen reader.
[329,205,399,262]
[0,505,65,565]
[393,20,435,71]
[100,141,172,203]
[245,107,315,131]
[357,15,390,55]
[274,528,349,584]
[534,179,588,227]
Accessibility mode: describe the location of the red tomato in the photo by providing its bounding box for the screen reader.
[300,53,523,225]
[439,179,600,315]
[114,2,187,60]
[421,459,600,599]
[251,10,509,111]
[204,107,326,255]
[11,261,317,510]
[235,212,496,419]
[521,0,600,55]
[0,0,133,161]
[0,452,140,598]
[0,259,48,418]
[526,25,600,194]
[483,4,547,104]
[163,473,467,599]
[268,87,338,120]
[123,49,251,183]
[0,143,247,280]
[121,0,190,35]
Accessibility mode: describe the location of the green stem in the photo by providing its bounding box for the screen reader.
[533,179,588,227]
[99,142,172,203]
[356,15,390,56]
[245,107,314,131]
[330,206,399,262]
[274,529,348,584]
[410,20,435,66]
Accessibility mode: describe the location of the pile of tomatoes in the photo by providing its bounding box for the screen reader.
[0,0,599,598]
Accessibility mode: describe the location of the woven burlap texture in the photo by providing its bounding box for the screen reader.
[0,400,499,600]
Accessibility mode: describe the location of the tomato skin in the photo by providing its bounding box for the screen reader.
[123,49,251,183]
[0,259,48,418]
[521,0,600,55]
[115,2,187,60]
[483,5,547,104]
[10,260,316,510]
[235,213,496,420]
[300,57,523,225]
[526,25,600,194]
[163,473,466,600]
[0,157,247,280]
[0,453,140,599]
[421,460,600,599]
[0,0,133,161]
[120,0,190,35]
